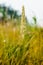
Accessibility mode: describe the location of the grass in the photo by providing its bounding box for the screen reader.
[0,22,43,65]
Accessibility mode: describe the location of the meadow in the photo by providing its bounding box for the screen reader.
[0,22,43,65]
[0,6,43,65]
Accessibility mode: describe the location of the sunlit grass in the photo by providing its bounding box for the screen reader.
[0,22,43,65]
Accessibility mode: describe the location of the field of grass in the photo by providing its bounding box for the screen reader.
[0,22,43,65]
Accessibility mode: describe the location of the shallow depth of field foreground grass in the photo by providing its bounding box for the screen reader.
[0,23,43,65]
[0,6,43,65]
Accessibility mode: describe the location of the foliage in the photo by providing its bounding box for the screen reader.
[0,5,21,21]
[0,22,43,65]
[0,5,43,65]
